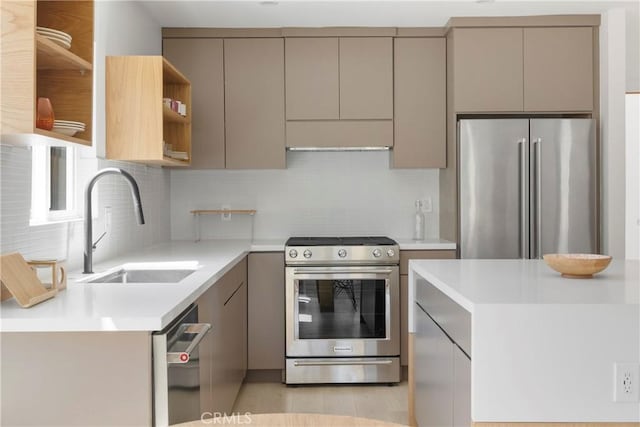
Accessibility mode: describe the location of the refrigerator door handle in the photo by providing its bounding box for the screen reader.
[532,137,542,258]
[518,138,529,259]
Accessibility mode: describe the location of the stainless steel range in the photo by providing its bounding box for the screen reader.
[285,236,400,384]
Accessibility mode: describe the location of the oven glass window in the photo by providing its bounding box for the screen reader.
[297,279,387,339]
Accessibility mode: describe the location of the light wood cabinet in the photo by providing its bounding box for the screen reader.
[400,249,456,366]
[106,56,192,167]
[248,252,285,370]
[1,0,94,146]
[199,257,247,415]
[285,38,339,120]
[523,27,594,112]
[452,27,524,112]
[393,37,446,168]
[163,38,225,168]
[224,38,285,169]
[339,37,393,120]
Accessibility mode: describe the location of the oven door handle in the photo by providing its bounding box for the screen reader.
[293,360,393,367]
[292,268,394,275]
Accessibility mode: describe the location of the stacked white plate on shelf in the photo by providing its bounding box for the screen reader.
[52,120,85,137]
[36,26,72,49]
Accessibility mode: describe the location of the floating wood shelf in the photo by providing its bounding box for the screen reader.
[36,34,92,71]
[191,209,257,215]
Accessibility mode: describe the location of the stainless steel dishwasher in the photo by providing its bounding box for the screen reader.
[153,304,211,427]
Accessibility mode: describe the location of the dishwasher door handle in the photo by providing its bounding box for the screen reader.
[166,323,211,364]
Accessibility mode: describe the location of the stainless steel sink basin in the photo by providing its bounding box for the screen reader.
[88,269,196,284]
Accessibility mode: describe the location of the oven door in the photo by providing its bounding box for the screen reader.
[285,265,399,358]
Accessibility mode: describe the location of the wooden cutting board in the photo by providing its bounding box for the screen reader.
[0,253,57,308]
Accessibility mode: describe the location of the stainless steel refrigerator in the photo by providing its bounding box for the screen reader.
[458,118,598,259]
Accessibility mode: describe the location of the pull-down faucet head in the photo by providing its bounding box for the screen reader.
[83,168,145,274]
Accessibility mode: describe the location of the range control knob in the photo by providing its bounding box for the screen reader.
[338,249,347,258]
[387,249,395,257]
[303,249,312,259]
[372,249,382,258]
[289,249,298,258]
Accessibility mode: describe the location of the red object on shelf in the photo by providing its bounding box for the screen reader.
[36,97,55,131]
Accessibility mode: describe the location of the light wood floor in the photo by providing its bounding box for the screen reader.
[232,381,409,426]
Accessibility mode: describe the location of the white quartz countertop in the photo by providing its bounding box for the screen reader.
[410,259,639,314]
[395,238,456,250]
[0,240,275,333]
[409,259,640,423]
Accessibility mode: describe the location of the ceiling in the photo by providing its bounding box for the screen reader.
[138,0,638,28]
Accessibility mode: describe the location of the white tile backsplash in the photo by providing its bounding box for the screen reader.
[170,151,439,240]
[0,145,170,271]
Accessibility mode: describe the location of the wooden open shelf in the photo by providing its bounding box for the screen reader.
[36,35,92,71]
[163,104,189,124]
[1,0,94,147]
[106,56,191,167]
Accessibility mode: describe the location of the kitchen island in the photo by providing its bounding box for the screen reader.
[409,259,640,425]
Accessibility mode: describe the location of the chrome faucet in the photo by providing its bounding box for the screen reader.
[84,168,145,274]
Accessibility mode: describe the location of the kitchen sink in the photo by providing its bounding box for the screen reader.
[81,262,200,284]
[88,269,196,283]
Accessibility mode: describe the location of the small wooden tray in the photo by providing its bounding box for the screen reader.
[0,253,57,308]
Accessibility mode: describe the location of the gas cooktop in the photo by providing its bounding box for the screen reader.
[286,236,397,246]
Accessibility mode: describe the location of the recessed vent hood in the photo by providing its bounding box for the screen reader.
[286,146,390,152]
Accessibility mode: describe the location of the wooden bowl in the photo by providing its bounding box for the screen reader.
[543,253,612,278]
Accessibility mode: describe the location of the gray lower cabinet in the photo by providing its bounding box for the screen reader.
[248,252,285,370]
[400,250,456,366]
[415,278,471,427]
[198,257,248,415]
[415,303,454,427]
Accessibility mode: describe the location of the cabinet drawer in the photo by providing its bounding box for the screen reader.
[218,257,247,304]
[416,277,471,355]
[400,250,456,275]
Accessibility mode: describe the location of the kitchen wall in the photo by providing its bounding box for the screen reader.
[170,151,439,241]
[0,1,170,271]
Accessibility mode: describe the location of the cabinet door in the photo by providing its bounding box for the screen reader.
[163,38,225,168]
[197,281,220,414]
[222,280,247,411]
[523,27,594,112]
[285,38,339,120]
[393,38,446,168]
[453,345,471,427]
[224,38,285,169]
[415,302,453,427]
[339,37,393,119]
[248,253,285,370]
[453,28,524,112]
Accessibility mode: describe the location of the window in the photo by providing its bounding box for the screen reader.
[30,145,78,224]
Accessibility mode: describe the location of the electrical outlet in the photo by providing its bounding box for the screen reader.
[422,197,433,213]
[104,206,112,233]
[221,205,231,221]
[614,363,640,402]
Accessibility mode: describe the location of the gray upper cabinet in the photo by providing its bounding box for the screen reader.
[163,38,225,169]
[393,37,446,168]
[452,27,524,112]
[285,38,339,120]
[339,37,393,119]
[224,38,286,169]
[523,27,594,112]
